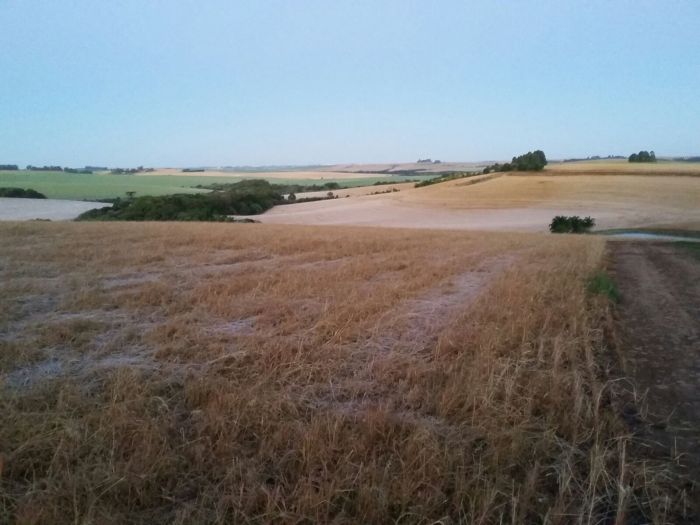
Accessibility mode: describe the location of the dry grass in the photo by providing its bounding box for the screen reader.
[397,174,700,213]
[546,160,700,176]
[264,172,700,231]
[0,222,675,523]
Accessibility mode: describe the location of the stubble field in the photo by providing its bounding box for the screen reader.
[0,221,679,523]
[263,172,700,232]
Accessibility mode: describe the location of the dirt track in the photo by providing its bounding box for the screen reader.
[610,241,700,509]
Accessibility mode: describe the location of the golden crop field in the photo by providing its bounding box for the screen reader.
[546,160,700,176]
[0,222,677,523]
[399,174,700,211]
[264,172,700,232]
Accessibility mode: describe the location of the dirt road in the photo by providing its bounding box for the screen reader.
[610,241,700,512]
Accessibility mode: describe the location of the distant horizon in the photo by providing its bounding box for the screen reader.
[5,154,700,171]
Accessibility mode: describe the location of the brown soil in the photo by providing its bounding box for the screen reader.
[610,241,700,518]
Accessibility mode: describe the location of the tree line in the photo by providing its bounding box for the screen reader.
[482,150,547,174]
[0,187,47,198]
[78,180,284,221]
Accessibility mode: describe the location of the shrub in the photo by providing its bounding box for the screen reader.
[549,215,595,234]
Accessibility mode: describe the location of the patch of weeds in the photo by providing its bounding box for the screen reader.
[588,271,620,303]
[677,241,700,260]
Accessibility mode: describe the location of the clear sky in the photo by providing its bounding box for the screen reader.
[1,0,699,167]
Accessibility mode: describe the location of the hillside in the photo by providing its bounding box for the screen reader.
[263,170,700,232]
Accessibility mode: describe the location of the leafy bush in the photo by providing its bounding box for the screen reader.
[549,215,595,234]
[0,187,47,199]
[78,180,282,221]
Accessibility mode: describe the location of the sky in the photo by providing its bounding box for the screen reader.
[1,0,699,167]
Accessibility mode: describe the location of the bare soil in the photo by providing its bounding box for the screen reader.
[0,198,108,221]
[610,241,700,517]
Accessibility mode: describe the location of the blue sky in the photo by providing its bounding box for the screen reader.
[1,0,699,166]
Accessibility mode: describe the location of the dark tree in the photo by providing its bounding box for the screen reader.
[628,150,657,163]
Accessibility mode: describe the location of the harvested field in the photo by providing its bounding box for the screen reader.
[144,169,393,180]
[263,174,700,232]
[0,221,678,523]
[0,198,108,221]
[547,160,700,176]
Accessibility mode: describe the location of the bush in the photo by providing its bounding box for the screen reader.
[549,215,595,234]
[0,187,47,199]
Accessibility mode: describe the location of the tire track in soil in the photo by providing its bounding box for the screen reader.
[610,240,700,517]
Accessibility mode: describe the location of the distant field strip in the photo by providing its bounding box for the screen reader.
[546,160,700,176]
[0,170,431,200]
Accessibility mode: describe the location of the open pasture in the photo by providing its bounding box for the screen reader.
[0,170,427,201]
[0,221,673,523]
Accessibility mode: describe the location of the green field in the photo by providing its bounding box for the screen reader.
[0,171,430,200]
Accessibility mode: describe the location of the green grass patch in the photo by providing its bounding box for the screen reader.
[0,171,431,200]
[587,271,620,303]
